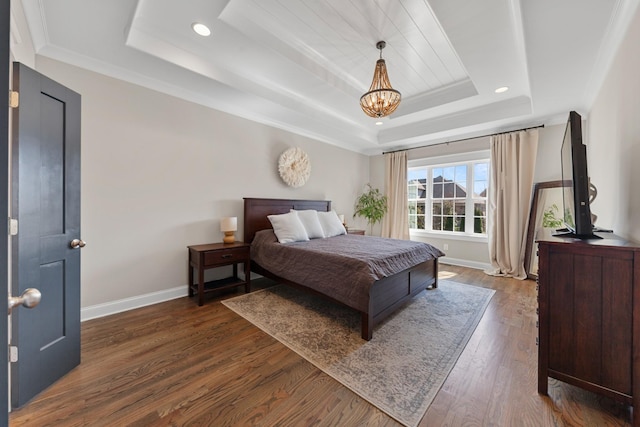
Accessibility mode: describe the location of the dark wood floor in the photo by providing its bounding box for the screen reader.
[10,265,632,426]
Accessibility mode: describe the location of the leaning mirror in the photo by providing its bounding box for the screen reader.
[524,180,565,280]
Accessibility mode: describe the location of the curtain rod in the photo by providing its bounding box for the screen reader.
[382,124,545,155]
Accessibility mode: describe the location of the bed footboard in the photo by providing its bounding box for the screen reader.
[362,258,438,340]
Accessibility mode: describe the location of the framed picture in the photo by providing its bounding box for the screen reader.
[524,180,565,279]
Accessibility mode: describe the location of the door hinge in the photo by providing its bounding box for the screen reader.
[9,90,19,108]
[9,346,18,363]
[8,217,18,236]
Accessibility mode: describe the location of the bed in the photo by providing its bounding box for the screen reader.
[243,197,444,340]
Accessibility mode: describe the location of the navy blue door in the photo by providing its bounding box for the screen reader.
[1,0,11,422]
[11,62,82,407]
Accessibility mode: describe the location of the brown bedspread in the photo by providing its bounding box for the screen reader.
[251,230,444,313]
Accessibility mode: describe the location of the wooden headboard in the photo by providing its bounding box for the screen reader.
[243,198,332,243]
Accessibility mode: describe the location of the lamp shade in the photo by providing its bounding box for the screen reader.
[220,217,237,232]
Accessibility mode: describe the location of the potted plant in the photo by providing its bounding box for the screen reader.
[353,184,388,235]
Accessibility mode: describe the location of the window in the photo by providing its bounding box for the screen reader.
[408,159,489,235]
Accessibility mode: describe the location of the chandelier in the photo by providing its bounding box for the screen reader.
[360,41,401,118]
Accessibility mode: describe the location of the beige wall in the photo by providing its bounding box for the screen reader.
[533,124,565,183]
[587,4,640,242]
[34,57,370,308]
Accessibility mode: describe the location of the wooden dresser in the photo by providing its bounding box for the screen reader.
[536,231,640,426]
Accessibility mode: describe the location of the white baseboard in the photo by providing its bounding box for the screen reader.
[439,256,492,271]
[79,261,489,323]
[81,286,188,322]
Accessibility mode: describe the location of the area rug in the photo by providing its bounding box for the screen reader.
[222,280,495,427]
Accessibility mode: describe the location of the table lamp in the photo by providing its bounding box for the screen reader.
[220,217,237,244]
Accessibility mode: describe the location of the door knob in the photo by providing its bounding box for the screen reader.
[70,239,86,249]
[8,288,42,313]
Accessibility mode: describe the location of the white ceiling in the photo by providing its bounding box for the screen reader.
[14,0,640,155]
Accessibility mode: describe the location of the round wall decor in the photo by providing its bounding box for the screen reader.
[278,147,311,187]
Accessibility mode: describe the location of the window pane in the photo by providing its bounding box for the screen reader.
[417,201,425,215]
[455,182,467,198]
[417,216,425,229]
[408,169,425,181]
[408,185,417,199]
[408,200,417,214]
[443,166,454,182]
[443,216,454,231]
[443,200,454,215]
[433,168,443,182]
[454,217,465,232]
[455,201,466,215]
[432,216,442,230]
[474,200,487,234]
[442,182,455,198]
[408,170,427,201]
[432,201,442,215]
[473,162,488,198]
[417,181,427,198]
[409,215,416,228]
[455,165,466,183]
[473,181,487,197]
[433,182,443,198]
[474,163,488,180]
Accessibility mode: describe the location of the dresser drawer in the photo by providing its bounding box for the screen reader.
[203,247,249,267]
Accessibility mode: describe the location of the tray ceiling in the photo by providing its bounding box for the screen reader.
[15,0,640,154]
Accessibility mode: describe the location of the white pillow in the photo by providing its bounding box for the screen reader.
[290,209,325,239]
[267,212,310,243]
[317,211,347,237]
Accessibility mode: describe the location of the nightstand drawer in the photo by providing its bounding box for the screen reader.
[204,247,249,267]
[188,241,251,306]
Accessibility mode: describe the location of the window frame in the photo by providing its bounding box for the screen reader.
[408,151,490,241]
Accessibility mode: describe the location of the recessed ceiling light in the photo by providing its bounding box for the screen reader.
[375,121,383,126]
[192,22,211,37]
[494,86,509,93]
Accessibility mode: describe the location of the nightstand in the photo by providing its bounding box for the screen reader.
[347,229,365,235]
[187,242,251,306]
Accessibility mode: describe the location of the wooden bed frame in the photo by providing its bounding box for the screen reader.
[243,197,439,340]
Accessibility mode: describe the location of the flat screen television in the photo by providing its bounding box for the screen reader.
[557,111,598,239]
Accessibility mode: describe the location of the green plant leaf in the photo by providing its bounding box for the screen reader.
[353,184,388,232]
[542,204,564,228]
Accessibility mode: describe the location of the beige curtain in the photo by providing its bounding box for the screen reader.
[485,129,539,279]
[381,151,409,239]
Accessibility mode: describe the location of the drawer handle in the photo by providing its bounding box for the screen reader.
[221,254,233,259]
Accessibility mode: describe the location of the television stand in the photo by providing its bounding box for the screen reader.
[551,229,603,240]
[592,226,613,232]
